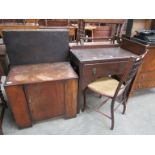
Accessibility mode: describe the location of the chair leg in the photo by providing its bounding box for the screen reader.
[82,88,87,112]
[110,101,115,130]
[122,100,127,114]
[0,88,7,107]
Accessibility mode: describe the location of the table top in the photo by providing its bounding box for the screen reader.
[5,62,78,86]
[70,47,138,62]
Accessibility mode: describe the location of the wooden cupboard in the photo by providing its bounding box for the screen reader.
[5,62,78,128]
[3,29,78,128]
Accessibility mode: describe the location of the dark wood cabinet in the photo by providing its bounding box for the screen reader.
[131,44,155,93]
[5,62,78,128]
[3,29,79,128]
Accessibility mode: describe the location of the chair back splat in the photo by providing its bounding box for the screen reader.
[114,51,148,103]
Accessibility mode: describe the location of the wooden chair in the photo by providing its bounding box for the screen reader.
[93,26,111,42]
[76,19,125,44]
[82,51,147,130]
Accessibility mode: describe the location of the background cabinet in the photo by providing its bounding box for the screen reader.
[131,44,155,93]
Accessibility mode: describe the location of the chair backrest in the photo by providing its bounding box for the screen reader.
[114,51,148,100]
[76,19,125,44]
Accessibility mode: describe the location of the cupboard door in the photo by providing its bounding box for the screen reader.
[25,81,65,121]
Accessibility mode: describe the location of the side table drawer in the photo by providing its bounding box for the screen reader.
[82,61,126,88]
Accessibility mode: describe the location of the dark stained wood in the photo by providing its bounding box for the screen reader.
[121,38,147,55]
[5,85,32,128]
[65,79,78,118]
[82,61,127,89]
[70,47,137,62]
[25,81,65,121]
[5,62,78,128]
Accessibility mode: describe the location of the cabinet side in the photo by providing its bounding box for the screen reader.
[65,79,78,118]
[5,85,32,128]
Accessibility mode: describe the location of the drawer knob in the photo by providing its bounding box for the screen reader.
[92,68,96,75]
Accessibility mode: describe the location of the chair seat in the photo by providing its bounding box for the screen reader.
[88,77,125,97]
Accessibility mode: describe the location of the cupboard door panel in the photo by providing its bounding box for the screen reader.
[25,81,65,121]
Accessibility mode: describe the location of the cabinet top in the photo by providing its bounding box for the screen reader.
[5,62,78,86]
